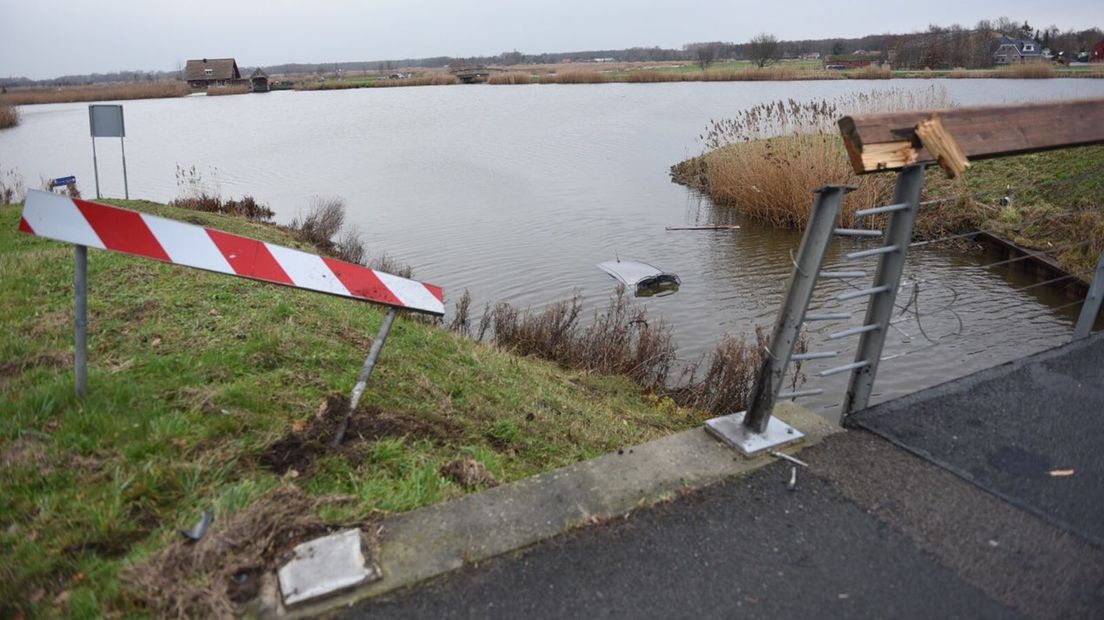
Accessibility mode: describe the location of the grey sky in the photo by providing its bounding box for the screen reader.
[4,0,1100,79]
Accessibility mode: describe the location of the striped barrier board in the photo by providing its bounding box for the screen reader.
[18,190,445,316]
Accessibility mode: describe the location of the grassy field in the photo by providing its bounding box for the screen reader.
[0,200,699,617]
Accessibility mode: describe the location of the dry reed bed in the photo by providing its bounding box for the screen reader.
[674,88,955,230]
[206,84,251,96]
[487,72,533,85]
[0,104,18,129]
[0,81,190,105]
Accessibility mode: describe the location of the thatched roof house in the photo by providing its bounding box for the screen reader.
[184,58,241,88]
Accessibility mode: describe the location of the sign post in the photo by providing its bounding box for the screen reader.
[18,190,446,401]
[88,104,127,199]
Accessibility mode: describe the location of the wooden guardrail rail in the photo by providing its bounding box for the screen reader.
[839,98,1104,175]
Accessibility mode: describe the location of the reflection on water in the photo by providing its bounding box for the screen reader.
[4,79,1102,420]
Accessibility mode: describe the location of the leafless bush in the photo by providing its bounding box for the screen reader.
[448,289,473,336]
[0,167,26,204]
[291,197,346,248]
[170,165,274,222]
[333,225,367,265]
[367,252,414,278]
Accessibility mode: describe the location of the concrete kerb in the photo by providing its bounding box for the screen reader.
[271,402,840,618]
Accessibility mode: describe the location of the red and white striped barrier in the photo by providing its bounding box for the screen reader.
[18,190,445,316]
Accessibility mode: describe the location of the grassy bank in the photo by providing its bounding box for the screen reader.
[0,200,703,617]
[0,81,190,106]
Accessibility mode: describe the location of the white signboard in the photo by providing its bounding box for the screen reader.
[89,104,125,138]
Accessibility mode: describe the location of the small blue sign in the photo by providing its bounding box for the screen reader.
[50,176,77,188]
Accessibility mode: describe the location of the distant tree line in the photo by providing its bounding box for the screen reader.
[3,16,1100,86]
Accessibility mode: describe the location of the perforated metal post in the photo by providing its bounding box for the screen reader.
[1072,250,1104,340]
[841,164,926,420]
[705,185,851,454]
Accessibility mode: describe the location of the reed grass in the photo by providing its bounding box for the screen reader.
[847,66,892,79]
[0,81,189,105]
[993,63,1056,79]
[678,87,953,230]
[0,104,18,129]
[487,72,532,85]
[206,84,250,96]
[550,71,610,84]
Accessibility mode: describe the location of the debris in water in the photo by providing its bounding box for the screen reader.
[1048,469,1075,477]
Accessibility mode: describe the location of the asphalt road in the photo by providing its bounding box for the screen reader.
[347,458,1017,619]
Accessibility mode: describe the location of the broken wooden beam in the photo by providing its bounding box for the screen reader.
[838,98,1104,174]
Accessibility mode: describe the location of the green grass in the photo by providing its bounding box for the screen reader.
[0,200,697,617]
[926,145,1104,274]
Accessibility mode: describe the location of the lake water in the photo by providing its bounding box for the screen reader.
[4,79,1103,419]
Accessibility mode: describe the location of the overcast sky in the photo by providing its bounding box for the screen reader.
[4,0,1101,79]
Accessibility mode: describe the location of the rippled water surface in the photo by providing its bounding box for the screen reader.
[5,79,1102,418]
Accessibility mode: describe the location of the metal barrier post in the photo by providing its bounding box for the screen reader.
[1072,251,1104,340]
[74,245,88,398]
[705,185,850,455]
[332,307,399,446]
[841,164,926,420]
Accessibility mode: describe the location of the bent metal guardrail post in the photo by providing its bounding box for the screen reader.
[704,185,851,455]
[17,190,445,402]
[840,164,926,420]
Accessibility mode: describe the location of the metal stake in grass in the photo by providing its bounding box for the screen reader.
[333,307,399,447]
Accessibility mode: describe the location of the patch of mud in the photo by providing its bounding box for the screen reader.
[440,455,499,489]
[260,394,462,475]
[123,486,362,619]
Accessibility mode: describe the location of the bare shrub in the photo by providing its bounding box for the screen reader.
[0,104,18,129]
[291,197,346,249]
[448,289,473,336]
[368,252,414,278]
[169,165,275,222]
[333,225,367,265]
[0,167,26,204]
[672,330,766,414]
